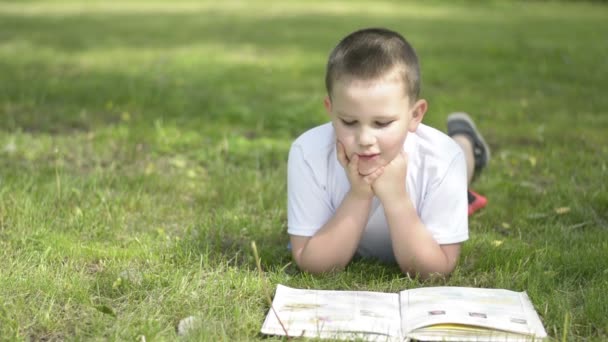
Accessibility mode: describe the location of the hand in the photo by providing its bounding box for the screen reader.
[372,150,408,203]
[336,141,384,200]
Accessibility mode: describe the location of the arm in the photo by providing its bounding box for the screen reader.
[372,151,462,279]
[383,196,461,278]
[290,142,383,274]
[290,191,372,273]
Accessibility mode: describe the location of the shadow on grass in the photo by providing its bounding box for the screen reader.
[0,56,323,137]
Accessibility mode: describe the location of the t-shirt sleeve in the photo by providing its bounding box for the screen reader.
[287,144,334,237]
[419,151,469,244]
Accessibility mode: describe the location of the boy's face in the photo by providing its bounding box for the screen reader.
[325,75,427,176]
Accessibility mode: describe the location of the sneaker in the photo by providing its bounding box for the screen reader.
[447,112,491,174]
[468,190,487,216]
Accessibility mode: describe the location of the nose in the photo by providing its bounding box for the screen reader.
[357,127,376,147]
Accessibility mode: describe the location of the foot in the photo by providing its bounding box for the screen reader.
[468,190,487,216]
[447,112,491,174]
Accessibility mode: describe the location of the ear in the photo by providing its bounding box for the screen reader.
[407,99,428,132]
[323,96,332,116]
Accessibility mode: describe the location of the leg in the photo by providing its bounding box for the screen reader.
[447,112,491,181]
[447,112,491,215]
[452,134,476,186]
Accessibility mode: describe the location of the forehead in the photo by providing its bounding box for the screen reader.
[331,81,411,119]
[332,76,409,106]
[332,67,408,96]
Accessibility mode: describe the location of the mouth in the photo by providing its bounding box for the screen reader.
[357,153,380,161]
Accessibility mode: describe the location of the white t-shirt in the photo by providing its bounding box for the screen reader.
[287,122,469,263]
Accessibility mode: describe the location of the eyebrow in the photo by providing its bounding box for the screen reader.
[336,111,399,120]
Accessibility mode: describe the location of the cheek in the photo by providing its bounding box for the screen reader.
[379,129,407,153]
[335,127,355,143]
[335,127,356,147]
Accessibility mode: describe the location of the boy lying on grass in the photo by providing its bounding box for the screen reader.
[287,28,490,278]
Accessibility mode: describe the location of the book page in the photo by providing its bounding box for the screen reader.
[261,284,402,341]
[399,287,547,339]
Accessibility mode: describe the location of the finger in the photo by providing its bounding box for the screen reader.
[364,166,384,184]
[336,141,348,168]
[348,153,359,173]
[401,151,408,168]
[358,165,380,177]
[389,150,407,168]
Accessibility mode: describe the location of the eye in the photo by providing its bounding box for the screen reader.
[340,119,356,126]
[375,121,394,128]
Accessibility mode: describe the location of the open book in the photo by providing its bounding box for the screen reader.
[261,285,547,341]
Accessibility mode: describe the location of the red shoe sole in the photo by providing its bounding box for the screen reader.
[468,190,487,216]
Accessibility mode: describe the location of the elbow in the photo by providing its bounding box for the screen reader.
[398,260,457,280]
[294,258,346,275]
[293,252,347,275]
[419,267,455,281]
[398,244,461,280]
[401,267,454,281]
[291,243,349,274]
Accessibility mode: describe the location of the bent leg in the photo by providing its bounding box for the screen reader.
[447,112,491,215]
[447,112,491,183]
[452,134,475,186]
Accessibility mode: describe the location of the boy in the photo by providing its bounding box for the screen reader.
[287,28,489,278]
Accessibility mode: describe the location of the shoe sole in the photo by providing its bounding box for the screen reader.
[468,190,487,216]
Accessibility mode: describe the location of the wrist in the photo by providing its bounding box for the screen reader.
[347,188,374,202]
[376,187,407,205]
[381,191,413,213]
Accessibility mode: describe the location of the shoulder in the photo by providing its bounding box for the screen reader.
[409,125,468,244]
[414,123,463,156]
[288,123,336,187]
[408,123,465,179]
[289,122,335,162]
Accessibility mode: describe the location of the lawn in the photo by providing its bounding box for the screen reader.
[1,0,607,340]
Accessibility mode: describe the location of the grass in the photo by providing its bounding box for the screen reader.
[1,0,607,340]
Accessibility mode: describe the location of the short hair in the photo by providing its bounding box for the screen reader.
[325,28,421,101]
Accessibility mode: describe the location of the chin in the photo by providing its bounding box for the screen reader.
[358,170,373,177]
[357,164,380,176]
